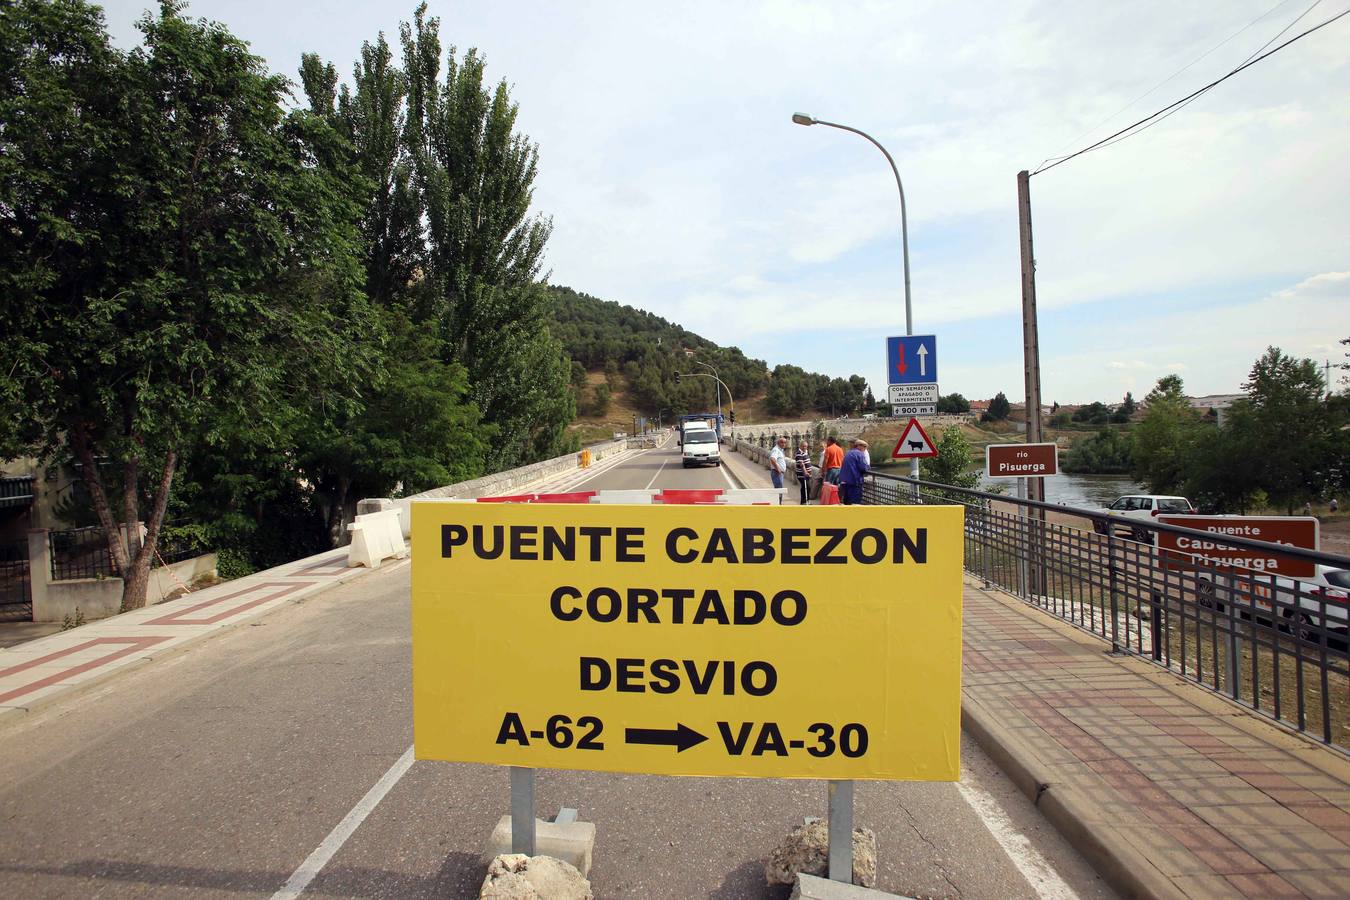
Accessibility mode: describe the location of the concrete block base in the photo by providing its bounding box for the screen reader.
[792,873,911,900]
[481,816,595,877]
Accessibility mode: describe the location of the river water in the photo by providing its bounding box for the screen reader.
[979,472,1145,511]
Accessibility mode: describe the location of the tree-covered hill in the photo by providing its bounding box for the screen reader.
[548,286,874,420]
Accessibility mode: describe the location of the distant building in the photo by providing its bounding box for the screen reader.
[1187,393,1244,425]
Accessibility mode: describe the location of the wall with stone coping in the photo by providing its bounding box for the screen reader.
[368,439,631,536]
[33,552,219,623]
[730,420,867,442]
[723,437,804,486]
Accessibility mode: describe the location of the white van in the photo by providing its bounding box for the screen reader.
[681,424,721,467]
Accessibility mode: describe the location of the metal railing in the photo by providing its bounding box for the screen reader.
[863,471,1350,751]
[152,519,207,568]
[49,526,120,580]
[0,538,31,622]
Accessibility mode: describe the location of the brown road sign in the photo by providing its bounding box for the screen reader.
[985,443,1058,477]
[1157,515,1319,578]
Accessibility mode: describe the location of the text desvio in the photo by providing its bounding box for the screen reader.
[441,524,927,565]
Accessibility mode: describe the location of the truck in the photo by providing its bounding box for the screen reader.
[680,422,721,467]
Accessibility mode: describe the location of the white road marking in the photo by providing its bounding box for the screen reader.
[643,457,669,490]
[717,459,740,491]
[272,745,415,899]
[955,772,1081,900]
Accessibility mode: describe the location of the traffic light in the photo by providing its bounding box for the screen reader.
[729,409,736,424]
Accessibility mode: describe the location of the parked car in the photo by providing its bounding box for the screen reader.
[1197,565,1348,649]
[1095,495,1196,541]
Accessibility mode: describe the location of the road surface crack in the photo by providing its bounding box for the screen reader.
[897,800,963,898]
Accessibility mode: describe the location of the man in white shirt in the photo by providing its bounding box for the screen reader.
[769,437,788,490]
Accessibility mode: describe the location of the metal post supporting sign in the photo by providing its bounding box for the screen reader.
[510,766,535,855]
[828,779,854,882]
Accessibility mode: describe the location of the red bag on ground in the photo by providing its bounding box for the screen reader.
[819,482,839,506]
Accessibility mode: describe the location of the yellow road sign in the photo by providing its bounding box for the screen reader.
[412,502,963,780]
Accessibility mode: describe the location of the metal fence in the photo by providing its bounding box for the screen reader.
[0,538,30,622]
[862,471,1350,751]
[49,526,119,581]
[152,520,207,568]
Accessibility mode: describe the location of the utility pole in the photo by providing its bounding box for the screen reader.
[1017,170,1045,505]
[1018,169,1046,597]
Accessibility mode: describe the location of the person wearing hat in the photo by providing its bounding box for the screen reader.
[838,438,871,505]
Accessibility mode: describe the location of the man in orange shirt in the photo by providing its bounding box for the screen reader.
[821,436,844,485]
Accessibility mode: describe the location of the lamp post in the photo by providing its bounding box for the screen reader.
[677,372,734,436]
[694,360,723,426]
[793,112,919,495]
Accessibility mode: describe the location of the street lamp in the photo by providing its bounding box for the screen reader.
[677,372,735,435]
[794,111,918,493]
[694,360,723,426]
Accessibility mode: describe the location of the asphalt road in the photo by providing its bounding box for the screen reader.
[0,442,1115,899]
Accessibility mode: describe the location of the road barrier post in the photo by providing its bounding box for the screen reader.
[827,779,854,882]
[1107,532,1120,653]
[1016,478,1029,598]
[981,502,993,590]
[510,766,536,855]
[1150,601,1163,661]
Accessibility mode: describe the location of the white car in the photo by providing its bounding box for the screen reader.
[1095,495,1196,541]
[1198,565,1348,648]
[681,425,721,467]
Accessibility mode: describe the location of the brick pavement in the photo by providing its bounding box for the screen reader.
[962,576,1350,899]
[0,547,382,720]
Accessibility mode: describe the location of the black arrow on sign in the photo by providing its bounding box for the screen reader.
[624,723,708,752]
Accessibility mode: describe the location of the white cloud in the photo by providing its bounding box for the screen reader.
[95,0,1350,392]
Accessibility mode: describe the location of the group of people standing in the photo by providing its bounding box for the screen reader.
[768,435,871,505]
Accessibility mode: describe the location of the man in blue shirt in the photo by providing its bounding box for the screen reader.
[838,439,871,505]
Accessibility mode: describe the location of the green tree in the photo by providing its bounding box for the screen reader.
[297,306,488,544]
[984,392,1011,421]
[1111,391,1137,423]
[0,0,374,608]
[1231,347,1345,513]
[766,365,816,417]
[590,383,611,417]
[920,428,980,497]
[1131,376,1202,495]
[1063,429,1132,474]
[399,4,572,466]
[937,393,970,414]
[1072,401,1110,425]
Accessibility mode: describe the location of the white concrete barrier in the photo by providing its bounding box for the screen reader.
[720,489,785,505]
[347,508,407,569]
[593,490,656,504]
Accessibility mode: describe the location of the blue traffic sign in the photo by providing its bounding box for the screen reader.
[886,335,938,385]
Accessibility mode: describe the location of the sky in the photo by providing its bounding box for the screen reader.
[96,0,1350,404]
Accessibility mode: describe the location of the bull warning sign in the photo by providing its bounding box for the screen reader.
[985,443,1058,477]
[411,502,963,780]
[1157,515,1319,578]
[891,418,937,459]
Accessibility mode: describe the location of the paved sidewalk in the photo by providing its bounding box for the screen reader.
[0,449,651,723]
[962,577,1350,900]
[718,441,799,503]
[0,546,392,722]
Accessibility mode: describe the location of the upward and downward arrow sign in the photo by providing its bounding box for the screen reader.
[894,342,930,378]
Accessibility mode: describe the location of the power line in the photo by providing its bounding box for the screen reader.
[1239,0,1322,66]
[1038,0,1296,166]
[1084,0,1315,161]
[1031,6,1349,176]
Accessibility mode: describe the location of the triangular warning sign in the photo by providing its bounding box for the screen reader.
[891,417,938,459]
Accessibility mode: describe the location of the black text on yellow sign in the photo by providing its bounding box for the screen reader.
[411,502,963,780]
